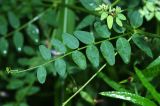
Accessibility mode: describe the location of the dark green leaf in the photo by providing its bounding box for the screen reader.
[94,22,111,38]
[128,10,143,28]
[13,32,24,51]
[23,46,35,56]
[7,79,24,90]
[51,39,67,53]
[26,24,39,43]
[113,23,126,33]
[116,37,131,64]
[0,37,9,55]
[72,50,87,70]
[135,67,160,103]
[62,33,79,49]
[54,59,66,78]
[37,66,47,84]
[132,34,153,58]
[100,91,157,106]
[39,45,51,60]
[76,15,95,29]
[0,16,8,35]
[86,45,99,67]
[98,73,126,91]
[8,11,20,29]
[100,41,115,66]
[74,31,95,44]
[79,0,99,10]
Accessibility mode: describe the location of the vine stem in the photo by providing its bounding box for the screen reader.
[62,64,107,106]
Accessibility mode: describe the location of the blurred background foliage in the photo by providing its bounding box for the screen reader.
[0,0,160,106]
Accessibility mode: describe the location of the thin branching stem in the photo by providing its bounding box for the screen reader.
[10,33,131,74]
[62,36,133,106]
[62,63,107,106]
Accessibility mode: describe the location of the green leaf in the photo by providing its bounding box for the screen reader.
[79,0,99,11]
[54,59,66,78]
[116,17,123,27]
[107,15,113,29]
[13,32,24,51]
[0,37,9,55]
[98,73,126,91]
[72,50,87,70]
[135,67,160,104]
[116,37,131,64]
[23,46,35,56]
[8,11,20,29]
[26,24,39,43]
[80,91,94,104]
[27,86,40,96]
[0,16,8,35]
[132,34,153,58]
[37,66,47,84]
[100,41,115,66]
[51,39,67,54]
[113,23,126,33]
[101,12,108,20]
[100,91,157,106]
[39,45,51,60]
[62,33,79,49]
[7,79,24,90]
[128,10,143,28]
[117,13,126,20]
[147,56,160,69]
[94,22,111,38]
[76,15,95,29]
[74,31,95,44]
[155,11,160,21]
[144,56,160,80]
[86,45,99,67]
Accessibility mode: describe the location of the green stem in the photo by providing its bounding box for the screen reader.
[62,64,107,106]
[10,33,130,74]
[111,0,121,7]
[62,36,133,105]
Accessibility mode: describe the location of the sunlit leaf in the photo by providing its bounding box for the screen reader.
[107,15,113,29]
[80,91,94,104]
[100,91,157,106]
